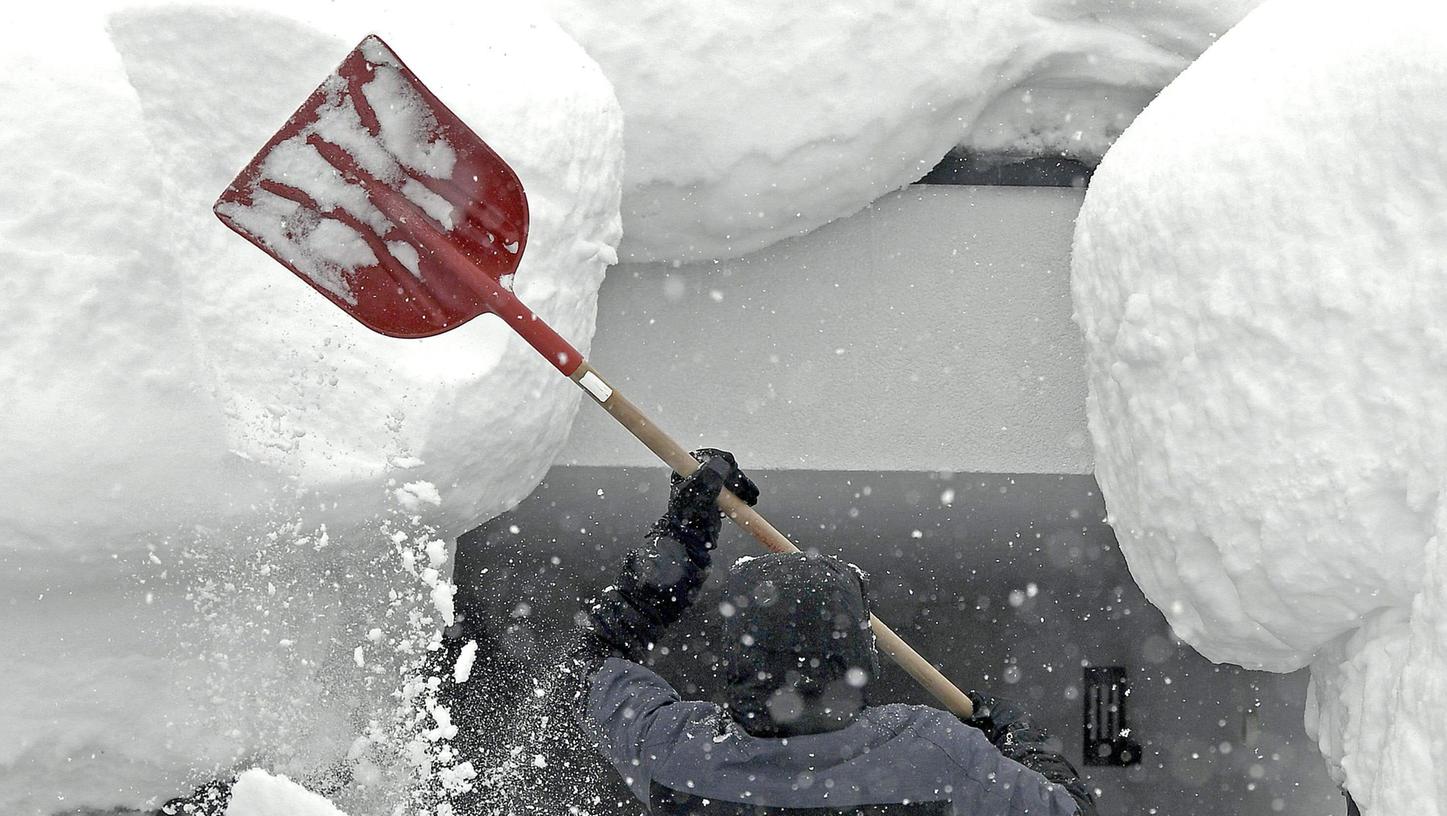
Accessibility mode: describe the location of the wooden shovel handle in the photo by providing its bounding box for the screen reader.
[569,361,973,718]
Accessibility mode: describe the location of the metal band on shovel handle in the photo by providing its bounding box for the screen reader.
[214,34,972,718]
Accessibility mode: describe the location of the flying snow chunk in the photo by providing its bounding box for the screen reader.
[225,769,349,816]
[454,639,478,684]
[1071,0,1447,811]
[395,480,443,511]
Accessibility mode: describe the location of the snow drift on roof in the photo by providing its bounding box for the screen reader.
[545,0,1259,263]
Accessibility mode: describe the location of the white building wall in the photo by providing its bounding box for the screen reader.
[560,185,1091,473]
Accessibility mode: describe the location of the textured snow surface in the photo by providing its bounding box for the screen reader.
[1307,520,1447,814]
[0,3,620,814]
[1071,0,1447,810]
[3,0,622,551]
[215,38,465,306]
[113,2,617,546]
[543,0,1258,262]
[226,770,349,816]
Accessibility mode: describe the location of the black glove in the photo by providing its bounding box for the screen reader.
[961,691,1031,745]
[964,692,1097,816]
[657,448,759,549]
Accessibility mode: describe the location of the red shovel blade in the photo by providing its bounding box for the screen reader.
[214,35,529,339]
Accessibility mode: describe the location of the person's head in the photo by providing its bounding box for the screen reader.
[717,552,879,737]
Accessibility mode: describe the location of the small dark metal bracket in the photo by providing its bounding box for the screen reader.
[1084,666,1141,766]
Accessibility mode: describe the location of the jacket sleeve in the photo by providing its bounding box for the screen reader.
[562,521,716,806]
[964,693,1097,816]
[583,522,712,663]
[579,451,748,662]
[578,656,717,805]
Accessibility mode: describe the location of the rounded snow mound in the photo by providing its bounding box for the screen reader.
[1073,5,1447,805]
[0,2,622,553]
[0,4,620,813]
[1072,0,1447,673]
[544,0,1256,263]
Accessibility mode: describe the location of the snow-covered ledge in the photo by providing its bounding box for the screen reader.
[560,185,1090,474]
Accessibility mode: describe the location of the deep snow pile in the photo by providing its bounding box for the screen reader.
[2,2,622,554]
[543,0,1259,262]
[0,3,620,813]
[1071,0,1447,811]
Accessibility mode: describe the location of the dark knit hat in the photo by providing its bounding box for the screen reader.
[718,552,879,737]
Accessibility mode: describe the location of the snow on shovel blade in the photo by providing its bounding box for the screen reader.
[214,35,529,339]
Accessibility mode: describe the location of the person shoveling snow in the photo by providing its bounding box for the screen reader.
[187,32,1093,815]
[569,449,1096,815]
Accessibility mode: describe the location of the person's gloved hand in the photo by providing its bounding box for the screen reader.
[587,449,759,660]
[962,691,1097,816]
[960,690,1018,744]
[659,448,759,549]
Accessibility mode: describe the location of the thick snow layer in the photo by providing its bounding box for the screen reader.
[1,0,622,554]
[226,770,348,816]
[0,3,620,814]
[1307,520,1447,813]
[99,2,619,546]
[1071,0,1447,809]
[0,8,240,553]
[542,0,1257,263]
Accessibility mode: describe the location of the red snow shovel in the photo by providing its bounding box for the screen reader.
[214,35,972,718]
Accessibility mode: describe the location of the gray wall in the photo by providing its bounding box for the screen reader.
[561,186,1091,474]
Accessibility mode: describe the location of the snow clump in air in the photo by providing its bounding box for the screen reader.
[0,3,620,813]
[542,0,1260,263]
[1071,0,1447,811]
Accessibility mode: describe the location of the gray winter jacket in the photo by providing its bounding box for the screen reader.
[583,655,1083,815]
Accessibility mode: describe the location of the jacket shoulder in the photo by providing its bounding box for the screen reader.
[868,702,997,761]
